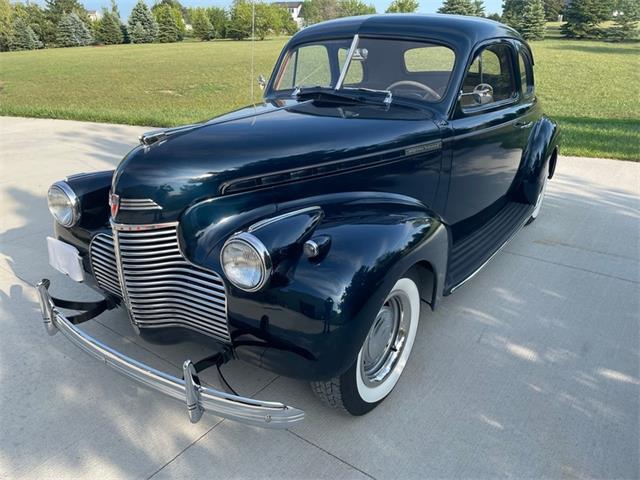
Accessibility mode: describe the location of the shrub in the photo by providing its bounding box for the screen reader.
[10,17,43,50]
[56,12,92,47]
[128,0,157,43]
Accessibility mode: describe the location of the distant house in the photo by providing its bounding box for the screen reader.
[87,10,102,22]
[273,1,304,28]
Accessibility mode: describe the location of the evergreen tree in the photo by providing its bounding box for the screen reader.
[13,3,51,47]
[56,12,91,46]
[438,0,476,16]
[520,0,546,39]
[542,0,563,21]
[473,0,486,16]
[562,0,614,38]
[129,21,146,42]
[487,12,502,21]
[338,0,376,16]
[206,7,227,38]
[607,0,640,41]
[386,0,419,13]
[128,0,157,43]
[10,16,42,50]
[96,11,123,44]
[154,4,179,42]
[502,0,526,29]
[191,7,214,40]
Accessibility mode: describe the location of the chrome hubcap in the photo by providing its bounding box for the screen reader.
[361,292,411,387]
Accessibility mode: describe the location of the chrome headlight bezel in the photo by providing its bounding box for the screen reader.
[220,232,272,292]
[47,181,80,228]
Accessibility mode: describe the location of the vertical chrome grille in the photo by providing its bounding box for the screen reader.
[89,225,231,343]
[90,234,122,297]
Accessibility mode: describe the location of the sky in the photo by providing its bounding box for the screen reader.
[33,0,504,21]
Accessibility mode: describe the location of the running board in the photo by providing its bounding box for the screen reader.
[445,202,531,293]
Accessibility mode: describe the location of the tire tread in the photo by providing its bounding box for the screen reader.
[310,378,348,412]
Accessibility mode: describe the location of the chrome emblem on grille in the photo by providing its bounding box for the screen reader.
[119,198,162,211]
[109,193,120,218]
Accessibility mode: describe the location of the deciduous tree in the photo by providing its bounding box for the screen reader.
[206,7,228,38]
[338,0,376,17]
[300,0,339,25]
[386,0,419,13]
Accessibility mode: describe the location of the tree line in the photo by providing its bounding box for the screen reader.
[1,0,638,52]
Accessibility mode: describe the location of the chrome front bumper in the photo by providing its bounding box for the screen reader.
[36,280,304,429]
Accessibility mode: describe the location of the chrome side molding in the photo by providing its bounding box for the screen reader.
[35,279,305,428]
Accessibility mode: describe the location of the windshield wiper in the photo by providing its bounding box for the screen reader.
[295,86,392,106]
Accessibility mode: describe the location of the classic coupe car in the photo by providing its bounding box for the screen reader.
[38,14,560,428]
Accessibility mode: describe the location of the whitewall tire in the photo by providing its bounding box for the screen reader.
[311,276,421,415]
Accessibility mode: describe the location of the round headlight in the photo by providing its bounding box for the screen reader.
[220,232,271,292]
[47,181,80,227]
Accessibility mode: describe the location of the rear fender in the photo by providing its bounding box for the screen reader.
[512,116,560,204]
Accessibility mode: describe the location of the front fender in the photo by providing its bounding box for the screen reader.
[513,115,561,204]
[181,192,448,381]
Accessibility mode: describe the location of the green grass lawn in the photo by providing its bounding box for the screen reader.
[0,35,638,160]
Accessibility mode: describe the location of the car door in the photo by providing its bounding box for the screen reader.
[446,41,527,227]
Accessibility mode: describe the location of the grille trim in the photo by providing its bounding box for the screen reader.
[119,198,162,211]
[90,224,231,343]
[90,234,123,298]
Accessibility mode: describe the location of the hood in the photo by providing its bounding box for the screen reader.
[112,99,441,224]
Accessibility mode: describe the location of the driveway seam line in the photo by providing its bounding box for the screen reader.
[145,418,226,480]
[503,250,639,284]
[287,430,378,480]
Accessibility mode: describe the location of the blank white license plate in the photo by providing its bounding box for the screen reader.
[47,237,84,282]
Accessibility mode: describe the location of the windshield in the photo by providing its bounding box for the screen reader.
[272,36,456,104]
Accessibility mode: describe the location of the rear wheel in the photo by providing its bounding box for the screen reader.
[311,277,420,415]
[527,174,549,225]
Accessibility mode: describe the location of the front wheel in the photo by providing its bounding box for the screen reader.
[311,277,420,415]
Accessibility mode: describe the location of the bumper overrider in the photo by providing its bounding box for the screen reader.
[36,279,305,428]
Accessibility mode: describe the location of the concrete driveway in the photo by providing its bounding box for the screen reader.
[1,116,638,479]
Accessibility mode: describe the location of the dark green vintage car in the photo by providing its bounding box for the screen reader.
[38,14,560,428]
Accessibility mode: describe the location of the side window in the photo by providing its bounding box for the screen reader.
[518,49,534,96]
[460,43,517,109]
[277,45,331,89]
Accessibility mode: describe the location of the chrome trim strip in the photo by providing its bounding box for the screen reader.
[248,206,322,233]
[335,34,359,90]
[220,138,442,195]
[35,281,305,428]
[119,198,162,211]
[112,221,179,232]
[449,214,531,294]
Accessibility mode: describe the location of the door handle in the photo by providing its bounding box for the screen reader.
[515,121,533,129]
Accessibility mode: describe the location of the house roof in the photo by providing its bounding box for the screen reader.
[288,14,523,53]
[273,2,303,7]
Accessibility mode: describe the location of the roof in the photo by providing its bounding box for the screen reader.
[289,14,523,53]
[273,2,303,7]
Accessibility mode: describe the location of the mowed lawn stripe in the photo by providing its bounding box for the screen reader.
[0,36,638,160]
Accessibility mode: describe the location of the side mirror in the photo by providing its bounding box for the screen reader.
[258,74,266,90]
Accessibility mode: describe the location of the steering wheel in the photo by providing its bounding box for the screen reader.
[386,80,441,101]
